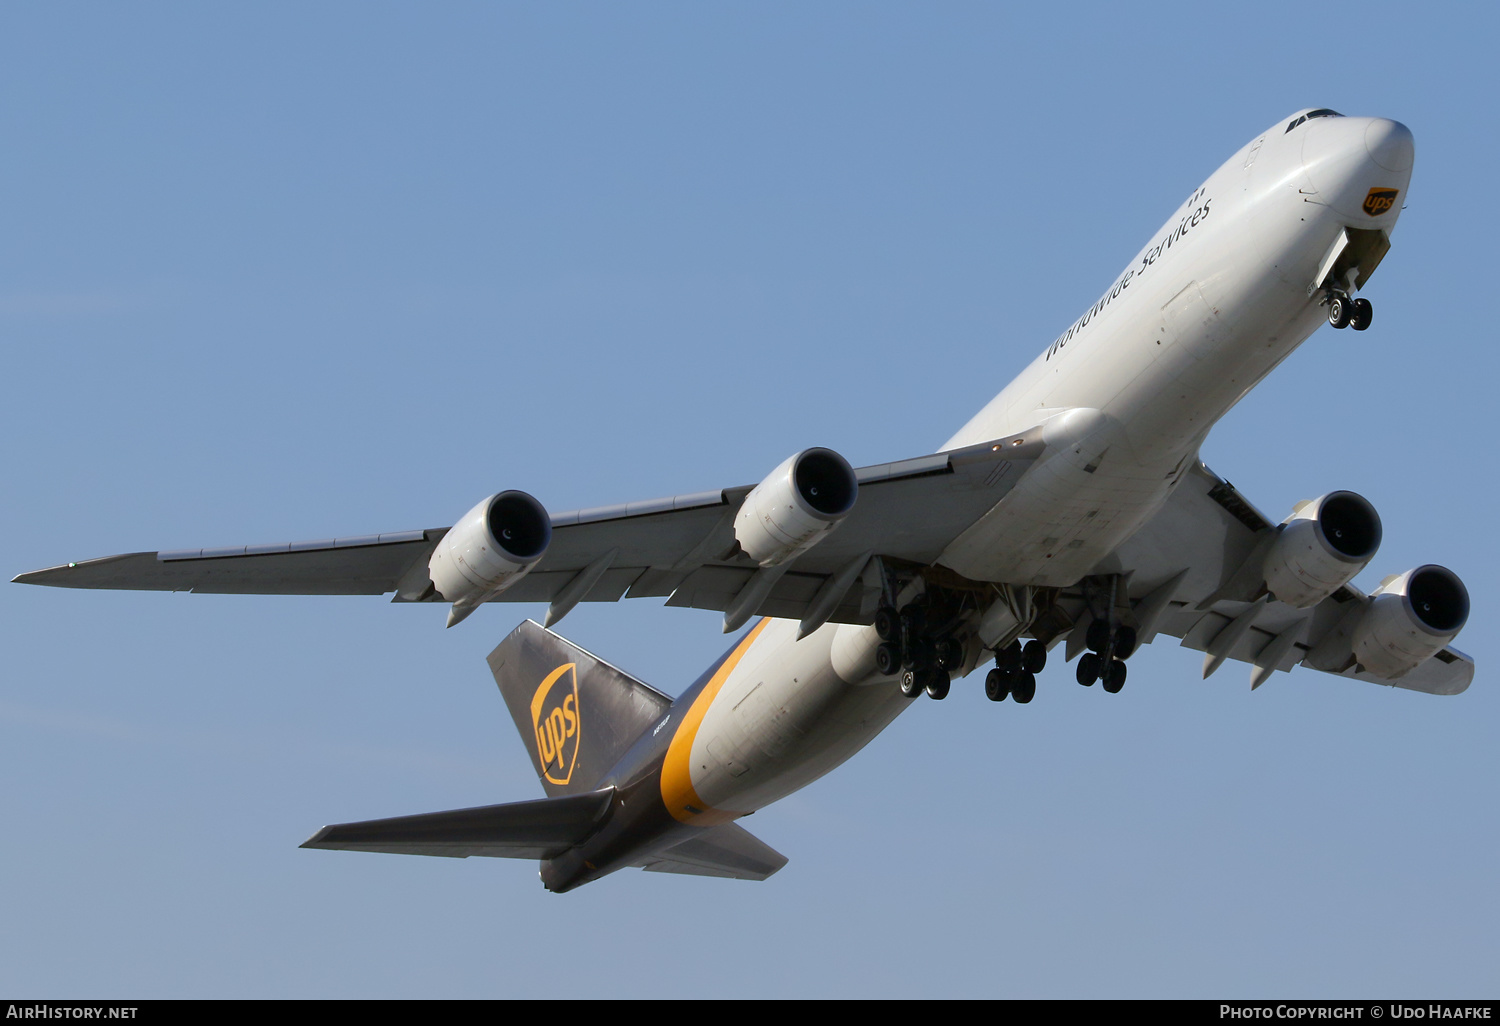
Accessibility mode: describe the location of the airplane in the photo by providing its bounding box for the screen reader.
[14,108,1473,892]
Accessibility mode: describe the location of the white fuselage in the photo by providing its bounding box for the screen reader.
[670,111,1415,824]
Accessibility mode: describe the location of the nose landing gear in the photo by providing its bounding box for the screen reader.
[1325,291,1373,331]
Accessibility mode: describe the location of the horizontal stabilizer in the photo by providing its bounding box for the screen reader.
[635,822,788,881]
[300,788,613,860]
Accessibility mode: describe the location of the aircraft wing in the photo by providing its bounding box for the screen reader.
[1071,461,1474,695]
[14,433,1469,692]
[14,430,1045,629]
[11,531,440,596]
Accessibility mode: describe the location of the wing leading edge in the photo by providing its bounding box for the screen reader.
[13,432,1044,630]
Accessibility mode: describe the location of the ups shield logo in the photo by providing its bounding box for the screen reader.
[1363,188,1398,217]
[531,663,581,786]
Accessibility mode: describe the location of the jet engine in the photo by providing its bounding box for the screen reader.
[429,490,552,624]
[734,448,858,566]
[1262,491,1381,608]
[1352,565,1469,679]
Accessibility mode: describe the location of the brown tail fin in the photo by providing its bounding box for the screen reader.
[487,620,672,797]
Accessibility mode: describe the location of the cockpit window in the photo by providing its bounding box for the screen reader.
[1286,109,1343,133]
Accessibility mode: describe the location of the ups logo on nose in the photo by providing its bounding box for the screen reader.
[531,663,581,785]
[1363,188,1399,216]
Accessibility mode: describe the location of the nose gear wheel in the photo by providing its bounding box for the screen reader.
[1328,294,1352,329]
[1350,297,1373,330]
[1325,290,1373,331]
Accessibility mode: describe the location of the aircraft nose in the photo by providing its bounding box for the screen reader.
[1302,115,1414,225]
[1365,118,1414,173]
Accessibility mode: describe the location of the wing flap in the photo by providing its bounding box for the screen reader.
[1339,646,1473,695]
[300,788,614,860]
[1131,590,1474,695]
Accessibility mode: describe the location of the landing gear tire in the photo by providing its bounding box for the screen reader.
[1011,671,1036,704]
[1102,659,1127,693]
[874,606,900,642]
[924,669,951,701]
[996,641,1023,673]
[899,669,923,698]
[1077,652,1102,686]
[1328,294,1352,329]
[875,642,903,676]
[1350,297,1373,331]
[1021,639,1048,674]
[1113,625,1138,661]
[985,667,1011,702]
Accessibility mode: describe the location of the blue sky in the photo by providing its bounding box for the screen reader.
[3,2,1496,998]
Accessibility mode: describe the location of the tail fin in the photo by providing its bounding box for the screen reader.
[488,620,672,797]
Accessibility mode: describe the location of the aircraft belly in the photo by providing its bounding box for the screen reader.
[938,450,1177,586]
[688,619,911,815]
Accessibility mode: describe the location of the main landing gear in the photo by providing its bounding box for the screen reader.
[983,639,1044,703]
[1075,618,1135,693]
[1072,574,1138,694]
[875,576,1141,705]
[876,600,966,701]
[1325,291,1372,331]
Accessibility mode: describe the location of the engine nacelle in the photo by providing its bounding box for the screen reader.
[734,448,857,566]
[429,491,552,617]
[1262,491,1382,608]
[1352,565,1469,679]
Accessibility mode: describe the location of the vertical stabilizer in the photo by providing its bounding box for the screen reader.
[488,620,672,797]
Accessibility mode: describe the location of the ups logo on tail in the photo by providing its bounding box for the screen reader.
[1363,188,1399,216]
[531,663,581,785]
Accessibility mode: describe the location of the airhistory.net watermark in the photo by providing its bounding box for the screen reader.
[5,1007,137,1019]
